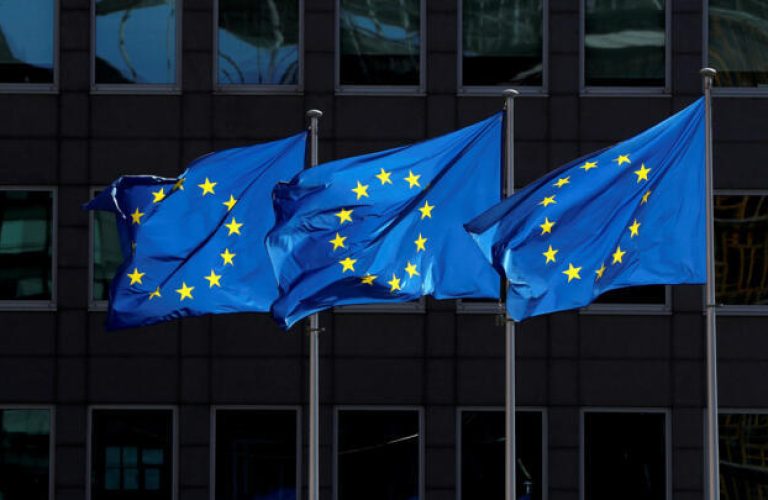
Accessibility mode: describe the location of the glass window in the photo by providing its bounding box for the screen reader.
[0,0,55,85]
[584,412,667,500]
[94,0,178,85]
[217,0,300,86]
[339,0,421,86]
[714,194,768,306]
[214,409,298,500]
[462,0,543,87]
[584,0,666,87]
[460,410,543,500]
[0,409,51,500]
[720,413,768,498]
[92,205,122,303]
[709,1,768,88]
[90,409,174,500]
[337,409,420,500]
[594,285,666,305]
[0,190,53,302]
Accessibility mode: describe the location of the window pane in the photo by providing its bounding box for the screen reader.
[720,414,768,498]
[462,0,543,86]
[714,194,768,305]
[584,0,665,87]
[217,0,300,85]
[337,410,419,500]
[95,0,177,84]
[460,410,543,500]
[93,208,122,302]
[0,409,51,500]
[594,285,666,305]
[215,409,297,500]
[709,0,768,88]
[584,412,666,500]
[91,410,173,500]
[0,191,53,301]
[339,0,420,86]
[0,0,54,84]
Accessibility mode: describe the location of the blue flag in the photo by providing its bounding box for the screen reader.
[465,99,706,321]
[267,114,502,329]
[84,133,307,330]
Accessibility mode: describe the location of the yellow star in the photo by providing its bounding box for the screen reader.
[339,257,357,273]
[225,217,243,236]
[562,263,582,283]
[614,154,631,166]
[418,200,435,219]
[223,195,237,211]
[220,248,236,266]
[352,181,369,200]
[595,263,606,280]
[404,261,420,278]
[388,273,402,292]
[539,217,555,235]
[612,245,626,264]
[634,164,651,183]
[148,286,161,300]
[641,190,651,204]
[335,208,353,224]
[553,176,570,188]
[361,274,377,285]
[172,178,185,191]
[130,207,144,225]
[175,282,194,301]
[628,219,641,238]
[404,170,421,189]
[543,245,558,264]
[329,232,347,251]
[204,269,221,288]
[539,195,556,207]
[127,267,145,285]
[198,177,217,196]
[414,233,428,252]
[581,161,598,172]
[151,187,166,203]
[375,168,392,185]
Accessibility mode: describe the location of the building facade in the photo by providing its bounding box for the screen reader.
[1,0,768,499]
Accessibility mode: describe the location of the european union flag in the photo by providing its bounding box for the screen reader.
[267,114,502,329]
[85,133,307,330]
[465,99,706,321]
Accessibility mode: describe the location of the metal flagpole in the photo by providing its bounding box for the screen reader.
[503,88,519,500]
[700,68,720,500]
[306,108,323,500]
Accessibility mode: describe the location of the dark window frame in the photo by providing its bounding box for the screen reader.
[0,406,55,500]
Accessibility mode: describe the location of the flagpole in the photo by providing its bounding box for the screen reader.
[503,88,519,500]
[306,108,323,500]
[700,67,720,500]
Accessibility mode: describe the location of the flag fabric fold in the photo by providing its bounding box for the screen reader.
[465,99,706,321]
[267,114,503,329]
[84,133,307,330]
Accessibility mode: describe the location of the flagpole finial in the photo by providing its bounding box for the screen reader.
[306,109,323,119]
[700,67,717,79]
[502,89,519,98]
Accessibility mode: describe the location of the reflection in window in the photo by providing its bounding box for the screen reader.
[95,0,177,85]
[715,195,768,306]
[720,413,768,499]
[0,191,53,301]
[0,409,51,500]
[0,0,54,84]
[584,0,665,87]
[462,0,543,87]
[460,410,543,500]
[93,208,122,302]
[215,409,298,500]
[91,410,173,500]
[584,412,667,500]
[594,285,666,305]
[339,0,421,86]
[337,410,420,500]
[217,0,299,86]
[709,1,768,88]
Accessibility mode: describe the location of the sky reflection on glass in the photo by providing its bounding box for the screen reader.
[0,0,54,83]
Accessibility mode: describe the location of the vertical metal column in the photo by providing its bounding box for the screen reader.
[700,68,720,500]
[503,88,519,500]
[306,109,323,500]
